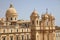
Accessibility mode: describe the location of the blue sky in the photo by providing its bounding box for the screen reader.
[0,0,60,26]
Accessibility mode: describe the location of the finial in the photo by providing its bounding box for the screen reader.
[46,8,48,14]
[33,8,36,12]
[33,8,38,13]
[9,3,13,8]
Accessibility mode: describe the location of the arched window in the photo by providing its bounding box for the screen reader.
[22,29,23,32]
[11,17,12,20]
[3,37,6,40]
[3,29,5,33]
[22,35,24,40]
[11,29,12,33]
[15,18,16,20]
[32,21,34,24]
[37,20,38,25]
[25,24,27,27]
[17,29,18,32]
[16,36,18,40]
[10,36,13,40]
[27,35,29,40]
[46,19,48,26]
[27,28,28,32]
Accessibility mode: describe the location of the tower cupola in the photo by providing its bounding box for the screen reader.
[6,4,17,17]
[6,4,18,22]
[30,9,39,18]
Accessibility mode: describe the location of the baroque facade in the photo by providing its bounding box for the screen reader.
[0,4,56,40]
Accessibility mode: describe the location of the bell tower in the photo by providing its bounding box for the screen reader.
[30,9,40,40]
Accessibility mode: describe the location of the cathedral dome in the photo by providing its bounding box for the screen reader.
[6,4,17,17]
